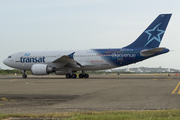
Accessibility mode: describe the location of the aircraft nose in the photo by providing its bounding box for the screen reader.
[3,59,8,65]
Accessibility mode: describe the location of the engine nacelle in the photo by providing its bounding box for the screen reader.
[31,64,54,75]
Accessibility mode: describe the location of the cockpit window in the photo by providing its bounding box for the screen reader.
[8,56,11,58]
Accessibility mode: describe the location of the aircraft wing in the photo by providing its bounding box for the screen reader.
[52,52,94,68]
[53,52,80,68]
[78,61,94,67]
[140,47,165,57]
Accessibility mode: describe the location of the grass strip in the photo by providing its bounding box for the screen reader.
[1,110,180,120]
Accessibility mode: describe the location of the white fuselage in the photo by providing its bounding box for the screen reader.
[3,49,117,72]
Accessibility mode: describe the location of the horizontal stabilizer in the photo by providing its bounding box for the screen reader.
[140,47,165,57]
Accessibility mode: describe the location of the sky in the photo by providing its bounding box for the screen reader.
[0,0,180,69]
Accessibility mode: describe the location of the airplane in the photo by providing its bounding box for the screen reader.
[3,14,172,79]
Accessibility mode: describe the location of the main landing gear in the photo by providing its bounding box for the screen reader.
[78,73,89,78]
[65,70,89,79]
[66,74,77,79]
[79,70,89,78]
[22,70,27,78]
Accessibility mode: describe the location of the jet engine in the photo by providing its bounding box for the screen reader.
[31,64,55,75]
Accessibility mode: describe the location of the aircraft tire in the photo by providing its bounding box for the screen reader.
[71,74,77,78]
[66,74,71,78]
[84,74,89,78]
[79,74,84,78]
[22,74,27,78]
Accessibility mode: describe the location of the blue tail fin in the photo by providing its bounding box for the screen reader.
[124,14,172,48]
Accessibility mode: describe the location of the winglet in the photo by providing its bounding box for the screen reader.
[68,52,75,59]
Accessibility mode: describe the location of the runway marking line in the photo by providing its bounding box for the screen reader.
[0,103,4,105]
[172,82,180,94]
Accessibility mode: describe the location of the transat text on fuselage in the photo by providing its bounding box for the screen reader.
[20,53,45,63]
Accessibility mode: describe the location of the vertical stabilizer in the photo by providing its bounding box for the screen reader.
[124,14,172,48]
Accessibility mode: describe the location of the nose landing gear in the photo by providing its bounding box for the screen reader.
[22,70,27,78]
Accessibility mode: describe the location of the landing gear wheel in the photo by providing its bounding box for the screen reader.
[22,74,27,78]
[22,70,27,78]
[66,74,71,78]
[84,74,89,78]
[79,74,84,78]
[71,74,77,78]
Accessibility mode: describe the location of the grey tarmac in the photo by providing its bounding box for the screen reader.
[0,74,180,114]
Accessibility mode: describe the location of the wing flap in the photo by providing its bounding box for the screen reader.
[78,62,95,67]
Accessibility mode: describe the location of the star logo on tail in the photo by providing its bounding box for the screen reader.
[144,23,165,47]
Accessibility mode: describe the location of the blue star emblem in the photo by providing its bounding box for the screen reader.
[144,23,165,47]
